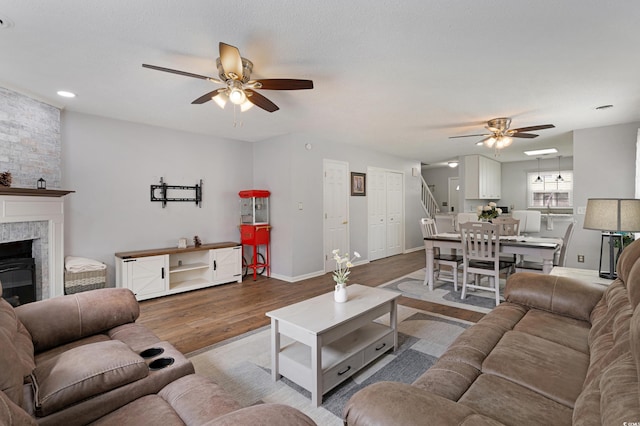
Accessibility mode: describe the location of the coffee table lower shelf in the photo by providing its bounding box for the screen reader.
[278,323,394,395]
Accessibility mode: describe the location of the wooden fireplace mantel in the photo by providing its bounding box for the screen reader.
[0,187,74,197]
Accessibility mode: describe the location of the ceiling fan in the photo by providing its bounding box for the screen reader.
[142,42,313,113]
[449,117,555,150]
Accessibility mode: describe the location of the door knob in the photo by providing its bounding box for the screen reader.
[342,221,348,224]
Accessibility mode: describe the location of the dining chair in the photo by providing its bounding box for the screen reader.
[492,217,520,236]
[491,216,520,272]
[420,218,463,291]
[515,221,575,273]
[460,222,512,307]
[455,212,479,232]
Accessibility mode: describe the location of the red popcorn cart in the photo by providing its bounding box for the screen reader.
[239,190,271,280]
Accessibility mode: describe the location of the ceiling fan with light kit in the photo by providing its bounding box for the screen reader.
[143,42,314,113]
[449,117,555,151]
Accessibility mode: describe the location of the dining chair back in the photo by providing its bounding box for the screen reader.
[492,217,520,236]
[515,221,575,273]
[420,218,463,290]
[460,222,512,306]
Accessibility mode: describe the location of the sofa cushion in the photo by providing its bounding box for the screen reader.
[513,309,591,354]
[16,288,139,353]
[458,374,573,426]
[0,390,37,426]
[158,375,242,423]
[31,340,148,417]
[87,395,184,426]
[482,330,589,407]
[0,298,35,409]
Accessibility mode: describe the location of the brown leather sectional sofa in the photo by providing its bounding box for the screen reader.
[0,285,315,425]
[344,238,640,425]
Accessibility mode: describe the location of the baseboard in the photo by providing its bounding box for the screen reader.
[269,259,371,283]
[404,246,425,254]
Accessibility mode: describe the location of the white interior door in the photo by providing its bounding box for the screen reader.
[368,168,404,260]
[323,160,349,272]
[386,172,403,256]
[368,169,386,261]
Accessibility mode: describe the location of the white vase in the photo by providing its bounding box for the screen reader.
[334,283,348,303]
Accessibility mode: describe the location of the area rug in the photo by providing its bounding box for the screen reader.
[379,269,505,313]
[188,306,472,425]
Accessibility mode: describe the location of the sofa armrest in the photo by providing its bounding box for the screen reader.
[15,288,140,353]
[505,272,605,322]
[343,382,488,426]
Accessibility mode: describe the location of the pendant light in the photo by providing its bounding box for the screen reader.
[556,155,564,182]
[533,158,543,183]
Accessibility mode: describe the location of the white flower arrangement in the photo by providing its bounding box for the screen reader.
[476,202,502,220]
[332,249,361,286]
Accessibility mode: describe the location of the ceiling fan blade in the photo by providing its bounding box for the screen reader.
[253,79,314,90]
[449,133,491,139]
[511,132,539,139]
[245,89,279,112]
[219,42,244,80]
[191,89,224,104]
[142,64,221,83]
[510,124,555,133]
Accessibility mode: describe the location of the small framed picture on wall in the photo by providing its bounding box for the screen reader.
[351,172,366,196]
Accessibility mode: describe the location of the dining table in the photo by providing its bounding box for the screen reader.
[423,233,562,291]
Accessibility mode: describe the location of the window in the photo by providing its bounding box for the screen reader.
[527,171,573,209]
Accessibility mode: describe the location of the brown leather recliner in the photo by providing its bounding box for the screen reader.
[0,284,315,426]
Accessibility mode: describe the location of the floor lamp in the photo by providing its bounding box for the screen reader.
[583,198,640,279]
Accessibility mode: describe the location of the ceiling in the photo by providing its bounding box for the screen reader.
[2,1,640,166]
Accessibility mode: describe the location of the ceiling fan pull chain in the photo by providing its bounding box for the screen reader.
[233,104,243,128]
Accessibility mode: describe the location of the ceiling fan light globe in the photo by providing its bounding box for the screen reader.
[229,88,246,105]
[484,137,497,148]
[240,100,254,112]
[213,93,228,109]
[502,136,513,147]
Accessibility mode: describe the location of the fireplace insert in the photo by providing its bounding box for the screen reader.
[0,240,36,307]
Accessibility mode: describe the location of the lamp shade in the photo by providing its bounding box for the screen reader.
[583,198,640,232]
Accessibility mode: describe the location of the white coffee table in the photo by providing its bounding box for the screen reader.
[266,284,400,406]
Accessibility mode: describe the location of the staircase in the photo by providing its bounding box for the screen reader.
[420,175,440,219]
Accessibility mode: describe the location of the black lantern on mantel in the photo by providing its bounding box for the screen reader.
[37,178,46,190]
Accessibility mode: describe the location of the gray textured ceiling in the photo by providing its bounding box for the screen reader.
[1,1,639,165]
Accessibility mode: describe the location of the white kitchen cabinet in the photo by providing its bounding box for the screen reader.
[116,242,242,301]
[464,155,501,199]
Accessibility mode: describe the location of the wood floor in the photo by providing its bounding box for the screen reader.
[137,250,485,354]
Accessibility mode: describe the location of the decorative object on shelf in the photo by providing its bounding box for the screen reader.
[150,177,202,208]
[0,171,12,187]
[477,202,502,220]
[37,177,46,189]
[584,198,640,279]
[332,249,361,303]
[350,172,366,196]
[178,238,188,249]
[193,235,202,247]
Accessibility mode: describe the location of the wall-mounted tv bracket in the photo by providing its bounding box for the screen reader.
[150,177,202,208]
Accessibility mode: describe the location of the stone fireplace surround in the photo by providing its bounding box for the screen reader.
[0,189,71,300]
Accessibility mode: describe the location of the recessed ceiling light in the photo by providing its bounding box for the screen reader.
[524,148,558,156]
[57,91,76,98]
[448,161,459,168]
[595,104,613,110]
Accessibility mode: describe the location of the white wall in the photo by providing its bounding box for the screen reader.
[61,111,425,284]
[422,166,459,213]
[572,122,639,270]
[254,135,423,280]
[61,111,254,284]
